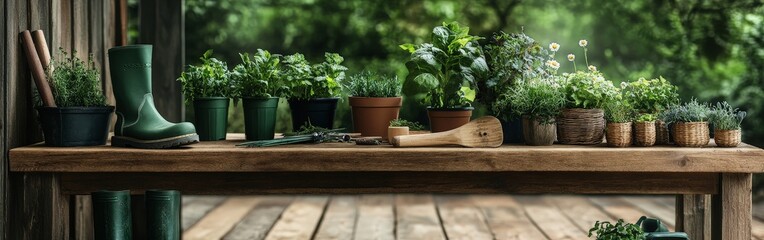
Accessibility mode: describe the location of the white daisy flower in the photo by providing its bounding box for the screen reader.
[549,42,560,52]
[620,81,628,89]
[588,65,597,72]
[579,40,588,47]
[567,54,575,61]
[547,60,560,70]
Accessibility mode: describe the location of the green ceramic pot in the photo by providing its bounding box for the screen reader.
[146,190,181,240]
[37,106,114,147]
[193,97,229,141]
[243,97,279,141]
[92,190,132,240]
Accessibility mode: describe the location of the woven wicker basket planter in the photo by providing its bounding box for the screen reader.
[521,116,556,146]
[714,129,741,147]
[556,108,605,145]
[672,122,710,147]
[634,121,656,147]
[606,122,632,147]
[655,120,671,145]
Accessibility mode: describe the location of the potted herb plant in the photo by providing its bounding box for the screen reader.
[604,96,634,147]
[588,219,645,240]
[177,50,232,141]
[709,101,746,147]
[660,99,711,147]
[481,31,549,143]
[344,71,402,138]
[623,77,679,145]
[634,113,657,146]
[37,50,114,146]
[387,119,425,143]
[500,77,564,146]
[283,53,347,130]
[231,49,288,141]
[557,40,618,145]
[400,22,488,132]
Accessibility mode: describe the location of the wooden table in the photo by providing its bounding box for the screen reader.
[10,134,764,239]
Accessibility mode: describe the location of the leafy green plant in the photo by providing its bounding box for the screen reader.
[400,21,488,108]
[177,50,231,101]
[344,71,401,97]
[635,113,657,123]
[46,49,107,107]
[709,101,746,130]
[623,77,679,114]
[282,52,348,100]
[588,219,645,240]
[231,49,287,99]
[561,71,618,109]
[389,119,425,131]
[604,96,634,123]
[659,99,712,124]
[480,31,549,115]
[498,76,565,124]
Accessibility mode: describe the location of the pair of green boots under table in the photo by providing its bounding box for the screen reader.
[92,190,181,240]
[637,216,690,240]
[108,45,198,148]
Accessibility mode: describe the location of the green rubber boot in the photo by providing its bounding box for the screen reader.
[92,190,132,240]
[145,190,181,240]
[108,45,199,148]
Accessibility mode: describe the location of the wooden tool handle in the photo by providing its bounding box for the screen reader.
[32,30,51,69]
[21,30,56,107]
[392,130,459,147]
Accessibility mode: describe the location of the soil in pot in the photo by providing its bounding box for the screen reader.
[521,116,556,146]
[349,97,401,138]
[606,122,633,147]
[556,108,606,145]
[714,129,741,147]
[387,126,409,143]
[243,97,279,141]
[37,106,115,146]
[427,107,474,132]
[500,117,524,144]
[288,98,339,130]
[634,121,656,147]
[672,122,709,147]
[193,97,230,141]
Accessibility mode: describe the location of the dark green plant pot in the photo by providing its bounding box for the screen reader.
[243,97,279,141]
[92,190,132,240]
[37,106,114,147]
[193,97,229,141]
[146,190,181,240]
[288,98,338,130]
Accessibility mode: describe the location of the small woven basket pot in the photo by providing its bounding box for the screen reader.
[655,120,671,145]
[556,108,606,145]
[634,121,656,147]
[672,122,710,147]
[714,129,741,147]
[606,122,632,147]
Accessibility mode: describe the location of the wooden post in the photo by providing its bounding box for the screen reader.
[712,173,752,240]
[138,0,185,122]
[11,173,70,240]
[676,194,711,240]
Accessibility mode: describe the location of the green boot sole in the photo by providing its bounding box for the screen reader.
[112,133,199,149]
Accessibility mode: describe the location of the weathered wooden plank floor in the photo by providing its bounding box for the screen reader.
[182,195,764,240]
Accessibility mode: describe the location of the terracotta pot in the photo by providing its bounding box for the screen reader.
[606,122,633,147]
[521,116,556,146]
[427,107,474,132]
[387,126,410,143]
[349,97,402,138]
[714,129,741,147]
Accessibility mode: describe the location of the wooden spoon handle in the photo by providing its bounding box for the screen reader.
[21,30,56,107]
[32,30,51,69]
[392,130,458,147]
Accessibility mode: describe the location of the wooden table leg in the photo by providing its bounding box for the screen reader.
[12,173,70,239]
[676,194,711,240]
[712,173,752,240]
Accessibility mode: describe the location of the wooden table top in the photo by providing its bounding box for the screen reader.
[10,133,764,173]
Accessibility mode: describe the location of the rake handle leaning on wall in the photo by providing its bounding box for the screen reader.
[20,30,56,107]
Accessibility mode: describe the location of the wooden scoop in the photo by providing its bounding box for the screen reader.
[392,116,503,148]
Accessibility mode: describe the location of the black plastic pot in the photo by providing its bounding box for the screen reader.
[243,97,279,141]
[288,98,338,130]
[500,117,524,144]
[37,106,114,147]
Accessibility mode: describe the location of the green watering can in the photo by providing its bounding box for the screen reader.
[637,216,690,240]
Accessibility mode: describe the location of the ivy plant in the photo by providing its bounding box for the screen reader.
[46,49,107,107]
[283,52,348,100]
[709,101,746,130]
[344,71,401,98]
[498,76,565,124]
[561,70,618,109]
[400,21,488,108]
[623,76,679,114]
[588,219,645,240]
[231,49,288,99]
[177,50,231,102]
